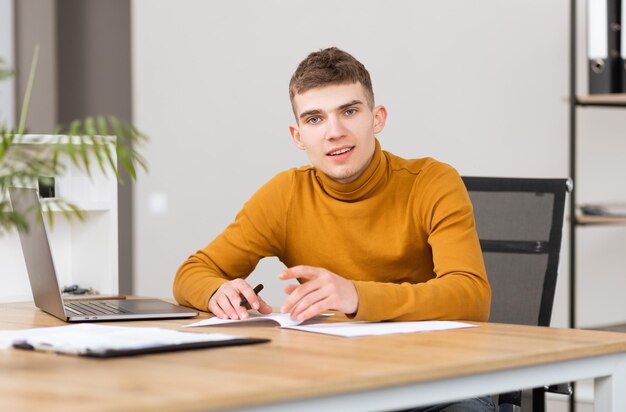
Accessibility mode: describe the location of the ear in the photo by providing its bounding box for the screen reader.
[289,124,306,150]
[372,105,388,134]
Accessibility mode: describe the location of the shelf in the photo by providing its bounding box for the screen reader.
[575,94,626,107]
[2,135,119,302]
[587,322,626,333]
[576,214,626,225]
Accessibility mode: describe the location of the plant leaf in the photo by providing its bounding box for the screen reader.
[17,45,40,135]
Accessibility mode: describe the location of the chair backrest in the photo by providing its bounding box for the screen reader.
[462,177,571,327]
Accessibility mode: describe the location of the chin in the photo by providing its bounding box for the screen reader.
[331,171,358,184]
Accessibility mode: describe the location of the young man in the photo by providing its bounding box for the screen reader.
[174,47,490,325]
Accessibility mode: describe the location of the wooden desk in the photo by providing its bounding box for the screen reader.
[2,301,626,411]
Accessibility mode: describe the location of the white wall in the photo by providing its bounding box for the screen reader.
[132,0,626,329]
[0,0,14,129]
[14,0,57,133]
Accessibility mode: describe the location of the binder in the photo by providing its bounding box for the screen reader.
[622,0,626,91]
[588,0,622,94]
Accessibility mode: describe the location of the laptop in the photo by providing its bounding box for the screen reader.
[8,187,199,322]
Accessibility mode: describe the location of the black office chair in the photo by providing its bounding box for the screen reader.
[462,176,572,412]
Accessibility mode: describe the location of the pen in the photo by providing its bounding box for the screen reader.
[240,284,264,307]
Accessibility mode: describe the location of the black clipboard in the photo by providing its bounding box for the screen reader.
[13,337,270,359]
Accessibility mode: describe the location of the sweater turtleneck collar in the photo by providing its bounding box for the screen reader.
[315,139,387,202]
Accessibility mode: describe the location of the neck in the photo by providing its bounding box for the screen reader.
[315,139,387,201]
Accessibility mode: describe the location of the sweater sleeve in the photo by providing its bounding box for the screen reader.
[351,163,491,321]
[173,172,291,311]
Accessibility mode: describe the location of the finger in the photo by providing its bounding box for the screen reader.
[208,299,228,319]
[294,299,329,322]
[216,294,239,320]
[279,266,322,314]
[223,287,253,319]
[280,282,309,313]
[283,284,298,295]
[279,265,319,281]
[239,286,261,310]
[217,292,248,320]
[290,289,326,320]
[209,289,231,319]
[280,280,319,314]
[257,297,273,314]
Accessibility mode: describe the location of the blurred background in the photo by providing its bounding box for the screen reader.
[2,0,626,335]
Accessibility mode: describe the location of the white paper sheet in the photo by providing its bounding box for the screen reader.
[184,314,476,338]
[0,323,241,354]
[286,320,477,337]
[184,312,332,328]
[0,325,72,349]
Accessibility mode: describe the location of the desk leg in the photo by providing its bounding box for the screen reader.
[594,355,626,411]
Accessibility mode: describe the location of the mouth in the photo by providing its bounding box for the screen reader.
[327,146,354,157]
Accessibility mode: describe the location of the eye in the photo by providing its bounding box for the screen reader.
[306,116,322,125]
[344,108,357,116]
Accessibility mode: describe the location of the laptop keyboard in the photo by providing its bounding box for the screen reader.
[65,300,132,316]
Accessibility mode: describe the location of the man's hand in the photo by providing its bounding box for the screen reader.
[208,278,272,320]
[279,265,358,321]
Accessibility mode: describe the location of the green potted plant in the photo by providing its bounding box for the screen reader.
[0,46,147,234]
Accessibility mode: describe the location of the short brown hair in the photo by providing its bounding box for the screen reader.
[289,47,375,111]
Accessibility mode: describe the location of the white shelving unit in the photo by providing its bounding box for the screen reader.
[1,135,118,302]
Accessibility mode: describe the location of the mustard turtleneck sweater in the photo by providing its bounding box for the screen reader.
[174,140,490,321]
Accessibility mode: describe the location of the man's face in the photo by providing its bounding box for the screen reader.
[289,83,387,184]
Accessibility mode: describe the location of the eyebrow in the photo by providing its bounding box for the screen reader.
[298,99,364,120]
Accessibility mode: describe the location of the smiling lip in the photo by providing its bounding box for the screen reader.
[327,146,354,156]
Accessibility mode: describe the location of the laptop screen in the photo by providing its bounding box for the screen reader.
[8,187,68,319]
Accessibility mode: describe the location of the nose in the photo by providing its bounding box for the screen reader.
[325,114,346,140]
